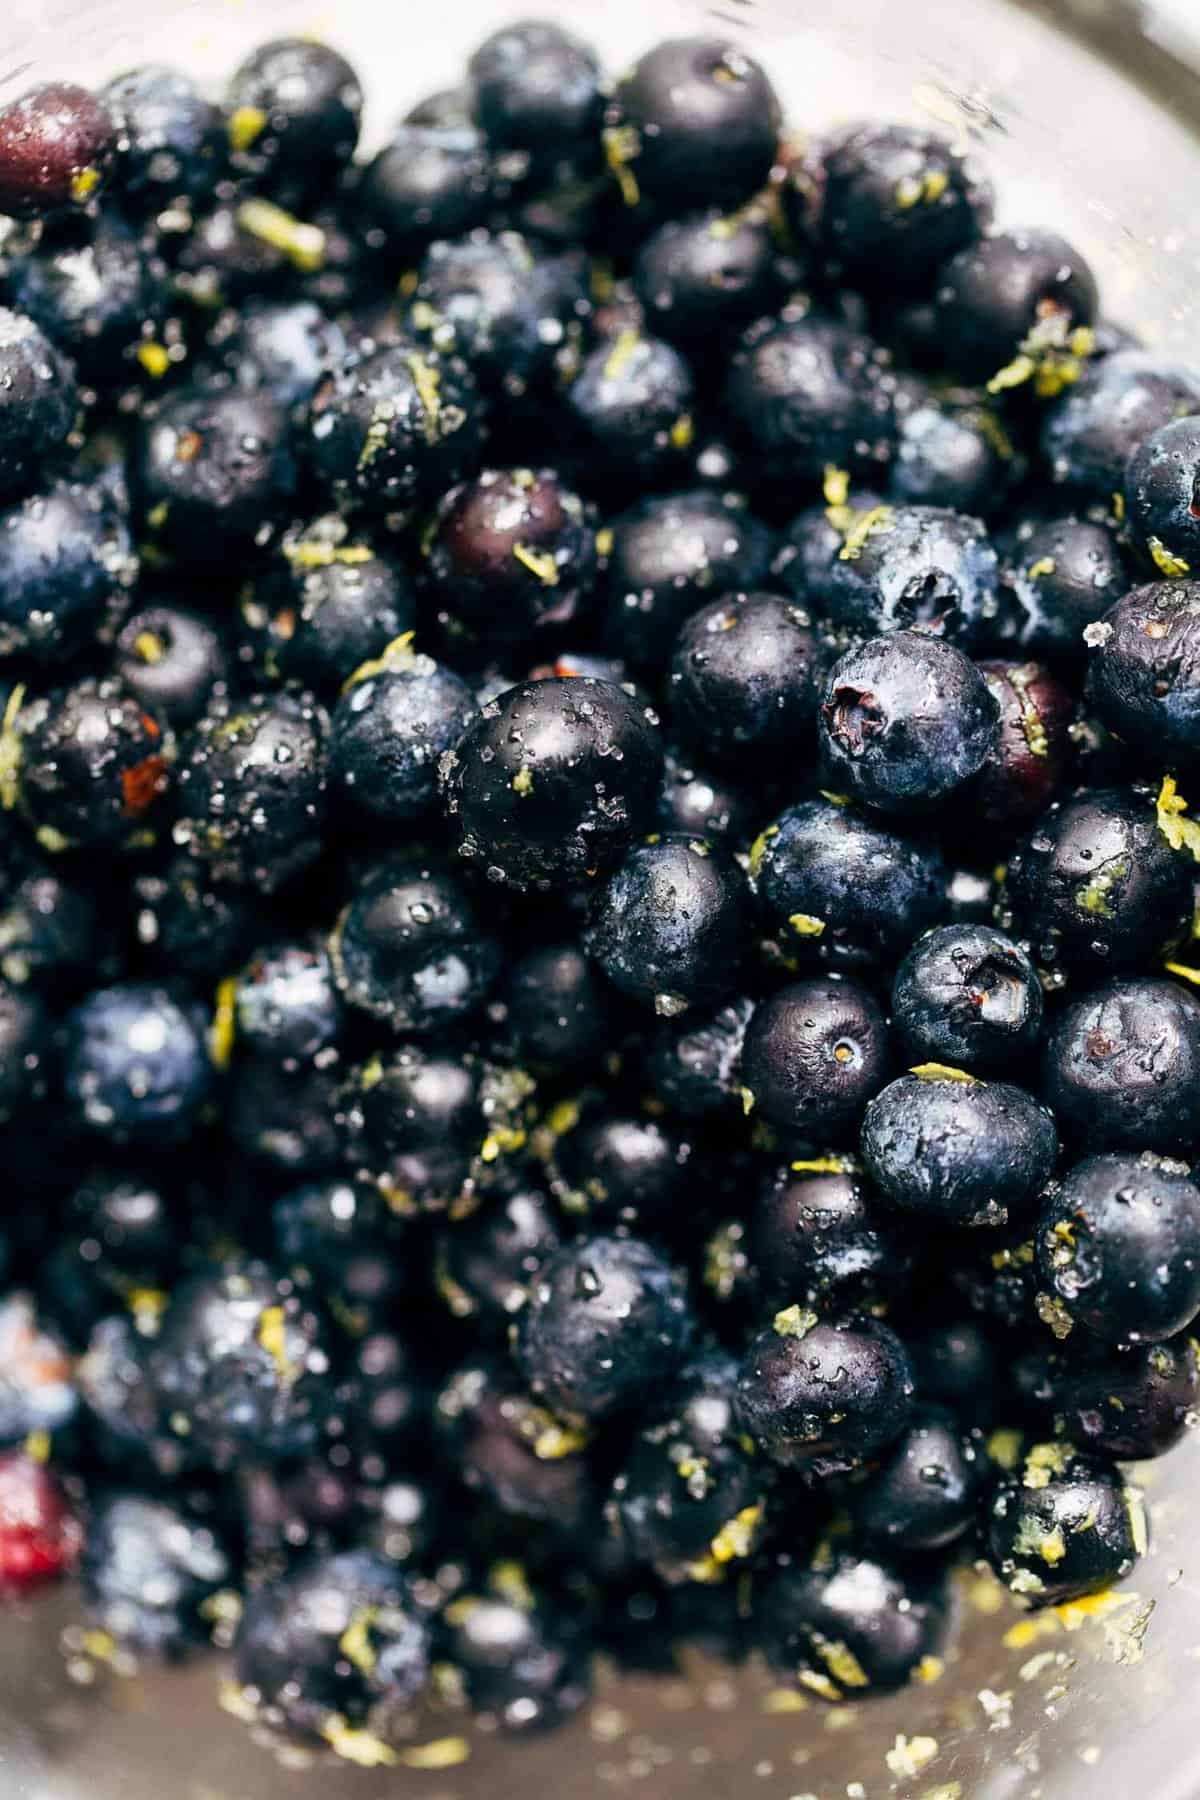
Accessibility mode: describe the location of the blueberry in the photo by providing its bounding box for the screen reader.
[888,396,1013,514]
[64,982,212,1146]
[137,387,298,560]
[0,478,137,663]
[101,64,225,216]
[891,923,1043,1073]
[1035,1151,1200,1343]
[328,855,501,1034]
[231,1549,430,1747]
[1042,976,1200,1154]
[442,1580,592,1733]
[499,942,627,1074]
[819,630,999,815]
[605,38,781,212]
[734,1313,914,1475]
[0,310,79,504]
[565,330,695,481]
[1018,1336,1199,1460]
[813,504,1000,647]
[585,835,748,1016]
[861,1069,1057,1228]
[233,940,342,1065]
[329,640,477,824]
[116,605,227,728]
[546,1107,692,1230]
[468,21,602,161]
[632,207,784,348]
[668,592,825,771]
[1005,787,1192,973]
[748,1157,906,1309]
[821,124,992,290]
[936,229,1098,384]
[515,1235,693,1424]
[749,795,945,970]
[656,749,758,843]
[435,1182,562,1334]
[986,1444,1144,1606]
[1124,414,1200,575]
[1000,515,1128,656]
[436,1359,593,1531]
[6,214,171,386]
[0,83,116,218]
[1041,350,1200,501]
[603,488,774,670]
[226,38,362,197]
[359,124,499,254]
[1085,582,1200,761]
[646,995,754,1118]
[855,1405,987,1552]
[725,314,896,485]
[15,678,168,852]
[971,659,1074,826]
[210,298,349,411]
[739,977,889,1139]
[441,677,663,892]
[755,1552,948,1699]
[82,1493,233,1658]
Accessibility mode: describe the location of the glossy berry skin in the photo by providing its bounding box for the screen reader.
[0,1451,81,1590]
[936,229,1098,382]
[406,232,587,396]
[725,315,896,485]
[891,924,1043,1073]
[435,1359,592,1530]
[855,1406,986,1553]
[1005,787,1192,973]
[815,505,1000,649]
[821,125,991,289]
[116,606,227,729]
[657,750,756,843]
[888,395,1011,515]
[441,677,663,892]
[273,1178,404,1323]
[1086,582,1200,760]
[0,478,137,663]
[441,1588,592,1734]
[169,200,297,308]
[1018,1336,1199,1461]
[7,215,169,386]
[1001,517,1127,657]
[233,941,341,1065]
[137,387,297,560]
[819,630,999,815]
[749,1159,904,1309]
[735,1314,914,1476]
[609,1354,767,1584]
[775,494,884,606]
[226,38,362,194]
[306,341,483,518]
[232,1550,430,1745]
[499,942,624,1074]
[604,489,775,670]
[230,1056,343,1179]
[250,517,417,695]
[1124,414,1200,572]
[330,643,476,824]
[329,855,501,1034]
[150,1262,339,1466]
[468,21,602,159]
[342,1046,529,1216]
[632,208,783,348]
[515,1234,693,1424]
[755,1553,948,1698]
[907,1318,996,1423]
[585,836,748,1017]
[424,467,597,647]
[101,64,225,216]
[1041,350,1200,500]
[436,1182,561,1332]
[548,1110,691,1230]
[0,864,99,997]
[131,855,262,983]
[359,124,499,253]
[606,38,781,211]
[971,659,1074,827]
[1042,977,1200,1155]
[647,995,754,1118]
[213,299,349,412]
[0,310,79,504]
[565,332,695,481]
[81,1493,232,1658]
[0,83,116,217]
[750,795,945,970]
[861,1072,1057,1228]
[16,679,168,851]
[668,592,824,771]
[173,692,329,891]
[64,983,211,1147]
[1035,1151,1200,1344]
[986,1445,1143,1607]
[739,977,889,1139]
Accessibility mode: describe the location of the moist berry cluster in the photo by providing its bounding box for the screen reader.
[0,19,1193,1769]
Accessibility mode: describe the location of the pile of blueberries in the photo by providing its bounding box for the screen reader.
[0,18,1198,1764]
